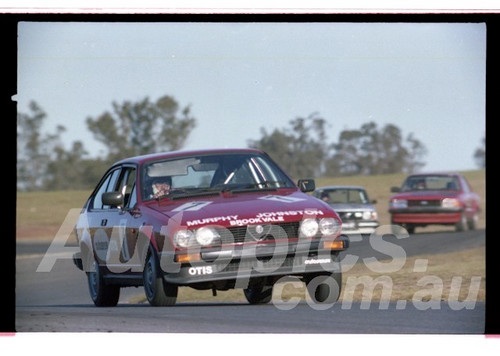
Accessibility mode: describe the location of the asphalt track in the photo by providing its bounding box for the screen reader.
[15,229,486,333]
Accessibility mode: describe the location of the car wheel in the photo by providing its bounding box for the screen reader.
[390,220,409,235]
[467,213,479,230]
[143,251,178,306]
[305,271,342,304]
[455,212,468,232]
[87,260,120,307]
[403,224,415,234]
[244,278,273,304]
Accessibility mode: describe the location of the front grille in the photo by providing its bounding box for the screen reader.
[216,222,300,244]
[407,200,441,207]
[337,212,363,221]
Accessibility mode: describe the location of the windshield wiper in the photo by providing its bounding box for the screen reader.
[156,188,221,201]
[227,180,289,193]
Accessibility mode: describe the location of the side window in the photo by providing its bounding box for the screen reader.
[118,167,137,207]
[91,168,121,210]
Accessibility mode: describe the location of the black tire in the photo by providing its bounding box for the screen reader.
[305,271,342,304]
[243,279,273,304]
[390,224,399,235]
[390,221,409,235]
[87,260,120,307]
[404,224,416,235]
[455,212,468,232]
[143,251,178,306]
[390,218,398,234]
[467,213,479,230]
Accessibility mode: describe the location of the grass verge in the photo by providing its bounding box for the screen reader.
[16,170,485,240]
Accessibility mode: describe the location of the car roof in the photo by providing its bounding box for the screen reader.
[315,185,367,190]
[405,172,462,177]
[112,148,266,166]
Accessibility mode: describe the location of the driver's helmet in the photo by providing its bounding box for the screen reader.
[149,176,172,198]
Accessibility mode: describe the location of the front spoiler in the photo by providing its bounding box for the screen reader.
[159,237,348,285]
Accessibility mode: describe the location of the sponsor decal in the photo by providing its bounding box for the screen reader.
[230,216,284,226]
[93,229,109,261]
[186,210,325,227]
[304,258,332,265]
[256,209,324,218]
[173,201,212,212]
[258,195,306,203]
[187,215,239,227]
[188,266,213,275]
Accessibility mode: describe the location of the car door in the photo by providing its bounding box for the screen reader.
[101,165,144,273]
[85,166,122,266]
[115,165,143,269]
[85,165,138,265]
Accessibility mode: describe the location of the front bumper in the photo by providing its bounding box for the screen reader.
[158,237,349,285]
[390,208,461,224]
[340,220,379,235]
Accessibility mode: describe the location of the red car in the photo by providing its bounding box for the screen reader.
[389,172,480,234]
[72,148,348,307]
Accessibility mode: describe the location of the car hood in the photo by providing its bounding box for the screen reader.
[146,189,337,228]
[390,190,458,200]
[328,203,376,212]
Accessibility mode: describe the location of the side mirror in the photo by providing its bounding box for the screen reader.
[102,192,124,207]
[371,199,377,204]
[390,187,401,193]
[298,179,315,193]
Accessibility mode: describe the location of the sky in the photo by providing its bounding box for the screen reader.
[16,21,486,172]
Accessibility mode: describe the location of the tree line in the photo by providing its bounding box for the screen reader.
[17,96,485,191]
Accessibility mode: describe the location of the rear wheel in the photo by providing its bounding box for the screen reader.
[87,260,120,307]
[143,252,178,306]
[244,278,273,304]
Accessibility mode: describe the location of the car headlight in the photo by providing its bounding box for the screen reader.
[174,229,195,248]
[442,198,460,209]
[362,210,378,220]
[390,199,407,209]
[195,227,220,246]
[319,218,341,236]
[300,218,319,238]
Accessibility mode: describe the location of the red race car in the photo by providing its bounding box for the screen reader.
[72,148,348,307]
[389,172,480,234]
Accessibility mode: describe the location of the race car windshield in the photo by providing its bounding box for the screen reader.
[142,153,296,200]
[401,175,460,192]
[321,189,369,204]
